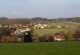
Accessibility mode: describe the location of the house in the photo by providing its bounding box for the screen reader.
[54,33,65,41]
[14,27,32,42]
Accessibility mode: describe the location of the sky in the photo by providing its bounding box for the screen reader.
[0,0,79,18]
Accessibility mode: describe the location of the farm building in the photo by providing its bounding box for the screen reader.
[54,33,65,41]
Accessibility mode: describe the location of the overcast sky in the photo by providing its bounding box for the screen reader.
[0,0,79,18]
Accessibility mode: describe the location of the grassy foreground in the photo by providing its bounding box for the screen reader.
[0,41,79,55]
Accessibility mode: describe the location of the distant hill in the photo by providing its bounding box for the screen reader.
[0,17,80,24]
[54,17,80,22]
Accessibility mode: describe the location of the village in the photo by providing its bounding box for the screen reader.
[0,21,79,43]
[0,23,66,43]
[0,0,80,55]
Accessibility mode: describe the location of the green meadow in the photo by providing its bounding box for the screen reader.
[0,41,79,55]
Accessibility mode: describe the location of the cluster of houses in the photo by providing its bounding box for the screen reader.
[0,23,66,43]
[34,24,48,29]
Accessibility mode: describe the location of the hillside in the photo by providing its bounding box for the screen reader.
[0,17,80,24]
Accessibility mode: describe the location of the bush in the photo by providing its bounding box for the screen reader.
[39,36,48,42]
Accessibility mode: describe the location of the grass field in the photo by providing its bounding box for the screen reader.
[0,41,79,55]
[33,28,64,37]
